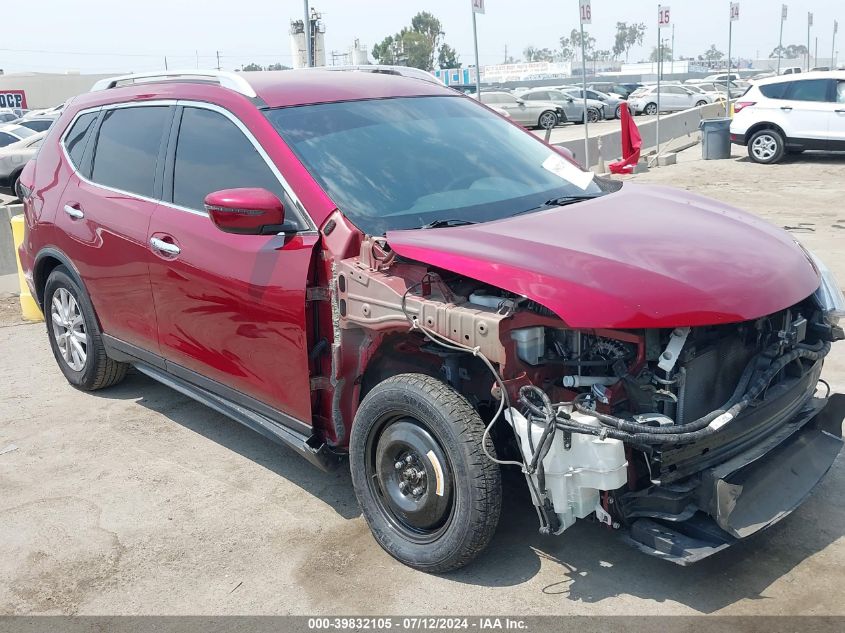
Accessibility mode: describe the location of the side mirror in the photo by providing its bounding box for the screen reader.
[204,188,288,235]
[567,97,574,102]
[516,98,525,105]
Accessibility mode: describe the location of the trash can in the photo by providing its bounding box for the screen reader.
[699,117,732,160]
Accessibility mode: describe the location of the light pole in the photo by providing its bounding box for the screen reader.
[807,12,813,72]
[471,1,483,99]
[304,0,313,68]
[778,5,787,74]
[833,21,839,69]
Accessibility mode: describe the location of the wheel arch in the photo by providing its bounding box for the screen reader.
[33,248,98,323]
[745,121,787,142]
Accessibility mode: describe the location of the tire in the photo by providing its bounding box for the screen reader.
[10,170,22,200]
[644,103,658,116]
[537,110,558,130]
[614,104,624,119]
[695,100,708,107]
[585,108,600,123]
[349,373,502,573]
[44,266,128,391]
[747,129,785,164]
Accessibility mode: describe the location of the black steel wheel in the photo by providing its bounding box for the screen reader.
[350,374,501,573]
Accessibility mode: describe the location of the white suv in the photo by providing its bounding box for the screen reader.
[730,71,845,163]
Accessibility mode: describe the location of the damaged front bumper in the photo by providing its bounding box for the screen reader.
[621,393,845,565]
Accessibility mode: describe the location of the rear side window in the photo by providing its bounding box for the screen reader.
[0,132,17,147]
[785,79,831,102]
[171,107,285,212]
[759,82,791,99]
[64,112,98,169]
[91,106,169,198]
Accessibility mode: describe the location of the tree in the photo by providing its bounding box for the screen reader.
[769,43,808,59]
[569,28,596,62]
[266,62,290,71]
[557,36,575,61]
[437,43,460,69]
[372,11,453,71]
[614,22,647,62]
[703,44,724,63]
[242,62,264,72]
[649,45,673,62]
[523,46,555,62]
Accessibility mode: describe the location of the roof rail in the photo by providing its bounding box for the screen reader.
[298,64,444,86]
[89,70,257,98]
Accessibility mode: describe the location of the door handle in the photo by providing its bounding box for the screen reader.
[780,106,793,111]
[149,236,181,256]
[63,204,84,219]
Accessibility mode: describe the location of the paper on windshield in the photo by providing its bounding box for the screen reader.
[541,154,595,191]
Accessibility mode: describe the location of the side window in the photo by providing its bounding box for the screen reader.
[91,106,170,198]
[759,82,792,99]
[785,79,831,102]
[0,132,17,148]
[482,94,501,104]
[498,94,518,105]
[63,112,98,170]
[172,107,287,213]
[527,92,548,100]
[837,82,845,104]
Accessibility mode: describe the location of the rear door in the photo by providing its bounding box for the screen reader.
[147,103,316,425]
[781,78,835,148]
[828,80,845,149]
[55,104,170,354]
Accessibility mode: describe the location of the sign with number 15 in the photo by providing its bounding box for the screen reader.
[658,5,671,28]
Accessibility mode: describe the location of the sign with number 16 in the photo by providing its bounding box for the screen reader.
[579,0,592,25]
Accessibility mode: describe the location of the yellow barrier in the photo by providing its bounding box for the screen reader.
[10,215,44,321]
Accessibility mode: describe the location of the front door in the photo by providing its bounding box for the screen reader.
[781,78,835,148]
[147,104,316,424]
[55,104,171,354]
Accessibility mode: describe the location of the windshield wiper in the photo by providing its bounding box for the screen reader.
[544,194,604,207]
[419,219,477,229]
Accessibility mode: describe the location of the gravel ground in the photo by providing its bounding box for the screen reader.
[1,147,844,616]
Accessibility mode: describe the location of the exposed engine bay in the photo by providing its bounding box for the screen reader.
[326,235,845,564]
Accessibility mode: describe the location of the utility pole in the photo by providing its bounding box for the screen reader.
[195,50,199,69]
[579,0,591,169]
[671,24,675,75]
[815,37,818,69]
[778,5,787,74]
[216,50,221,71]
[504,44,508,64]
[164,56,168,70]
[807,12,813,71]
[471,1,483,99]
[729,3,739,117]
[834,21,839,69]
[304,0,313,67]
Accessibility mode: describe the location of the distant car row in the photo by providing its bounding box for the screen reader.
[0,103,63,147]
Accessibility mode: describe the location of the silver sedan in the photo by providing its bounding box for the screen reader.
[0,131,45,196]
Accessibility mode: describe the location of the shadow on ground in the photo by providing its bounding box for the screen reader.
[90,370,845,612]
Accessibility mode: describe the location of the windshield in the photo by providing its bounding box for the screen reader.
[265,95,613,235]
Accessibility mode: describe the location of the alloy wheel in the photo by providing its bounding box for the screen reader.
[51,287,87,371]
[587,109,600,123]
[751,134,778,161]
[539,112,557,129]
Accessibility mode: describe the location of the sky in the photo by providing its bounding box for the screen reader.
[1,0,843,75]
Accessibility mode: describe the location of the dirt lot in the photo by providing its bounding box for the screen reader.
[1,148,844,616]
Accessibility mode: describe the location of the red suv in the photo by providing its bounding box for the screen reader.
[17,69,845,572]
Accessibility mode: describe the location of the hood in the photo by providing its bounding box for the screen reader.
[386,184,820,329]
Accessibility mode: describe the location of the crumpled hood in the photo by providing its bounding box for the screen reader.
[386,184,820,329]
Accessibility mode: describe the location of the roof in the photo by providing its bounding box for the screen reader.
[85,68,455,110]
[755,70,845,86]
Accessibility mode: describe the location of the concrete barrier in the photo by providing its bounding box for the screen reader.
[10,214,43,321]
[556,102,727,170]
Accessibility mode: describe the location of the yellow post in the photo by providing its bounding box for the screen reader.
[10,215,44,321]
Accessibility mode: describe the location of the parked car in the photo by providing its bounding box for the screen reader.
[730,71,845,163]
[687,81,744,99]
[704,72,741,82]
[479,91,563,129]
[628,84,712,114]
[781,67,803,75]
[588,81,639,98]
[517,88,604,123]
[0,109,18,124]
[17,69,845,573]
[562,88,625,119]
[0,131,45,196]
[0,123,36,148]
[14,116,57,133]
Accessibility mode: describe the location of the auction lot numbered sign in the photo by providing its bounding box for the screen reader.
[0,90,27,109]
[658,4,672,28]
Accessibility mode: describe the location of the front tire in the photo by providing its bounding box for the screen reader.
[748,129,785,164]
[644,102,658,115]
[615,104,624,119]
[586,108,601,123]
[537,110,558,130]
[695,100,708,107]
[44,266,128,390]
[350,374,502,573]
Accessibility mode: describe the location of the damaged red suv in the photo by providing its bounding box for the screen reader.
[17,68,845,572]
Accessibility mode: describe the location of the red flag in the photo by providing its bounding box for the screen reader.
[609,103,642,174]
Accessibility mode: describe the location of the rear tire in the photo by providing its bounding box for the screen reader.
[747,129,785,164]
[44,266,128,391]
[586,108,601,123]
[615,104,624,119]
[695,100,708,107]
[349,374,502,573]
[644,102,658,115]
